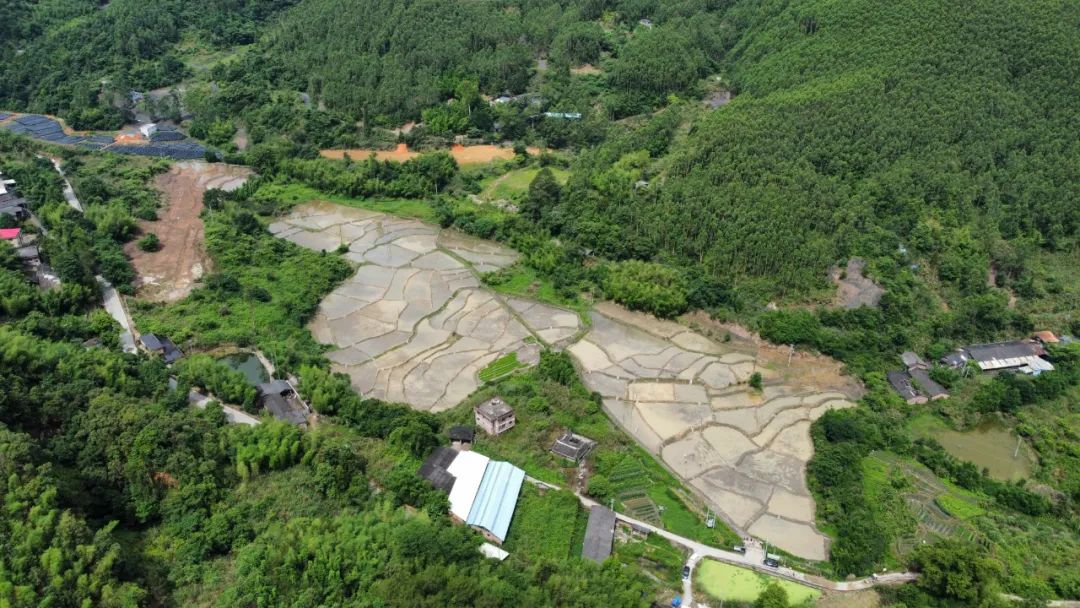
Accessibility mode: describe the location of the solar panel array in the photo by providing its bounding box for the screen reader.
[0,113,206,160]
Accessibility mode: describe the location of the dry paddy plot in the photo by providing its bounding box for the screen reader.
[569,305,856,561]
[271,201,580,412]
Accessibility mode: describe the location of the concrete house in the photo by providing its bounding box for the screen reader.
[475,398,515,436]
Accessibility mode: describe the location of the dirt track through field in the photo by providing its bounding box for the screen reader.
[126,162,251,302]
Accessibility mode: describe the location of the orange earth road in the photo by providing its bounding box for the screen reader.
[125,162,251,302]
[321,143,545,165]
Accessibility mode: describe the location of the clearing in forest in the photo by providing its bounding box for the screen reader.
[125,161,251,302]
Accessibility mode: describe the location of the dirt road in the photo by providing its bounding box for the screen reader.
[125,162,251,302]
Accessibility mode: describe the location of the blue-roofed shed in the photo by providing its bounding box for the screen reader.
[466,461,525,544]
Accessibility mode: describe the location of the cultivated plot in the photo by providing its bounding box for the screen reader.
[569,303,856,561]
[271,202,580,412]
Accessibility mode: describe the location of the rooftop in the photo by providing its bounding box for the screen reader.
[449,425,475,443]
[476,397,513,420]
[0,228,20,240]
[257,379,292,397]
[446,450,492,521]
[466,460,525,543]
[263,393,306,425]
[582,505,616,563]
[887,370,922,402]
[418,446,460,493]
[909,368,948,399]
[550,430,596,462]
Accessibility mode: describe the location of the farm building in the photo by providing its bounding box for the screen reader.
[256,379,308,425]
[901,351,928,370]
[582,505,616,563]
[941,340,1055,375]
[475,398,516,436]
[909,368,949,400]
[417,448,525,544]
[449,425,475,446]
[140,333,183,364]
[550,430,596,463]
[418,447,460,493]
[0,173,29,221]
[887,371,927,405]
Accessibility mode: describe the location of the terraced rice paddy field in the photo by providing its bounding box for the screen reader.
[271,202,580,411]
[274,200,863,560]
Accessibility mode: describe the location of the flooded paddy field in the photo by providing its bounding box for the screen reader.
[570,303,857,560]
[270,202,579,412]
[272,200,862,560]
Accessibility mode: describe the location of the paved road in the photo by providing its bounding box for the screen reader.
[97,276,138,354]
[563,485,918,593]
[45,156,83,213]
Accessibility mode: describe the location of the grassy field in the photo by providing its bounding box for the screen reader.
[254,182,440,223]
[479,167,570,202]
[934,494,985,520]
[503,485,586,559]
[696,560,820,605]
[478,353,524,382]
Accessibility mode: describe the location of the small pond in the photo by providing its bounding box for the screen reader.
[921,418,1036,481]
[218,353,269,386]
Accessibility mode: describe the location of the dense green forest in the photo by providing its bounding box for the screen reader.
[4,0,1080,605]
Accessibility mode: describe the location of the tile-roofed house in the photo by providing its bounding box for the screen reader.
[582,505,617,563]
[550,430,596,463]
[475,397,515,436]
[449,425,475,445]
[256,379,308,425]
[263,392,307,425]
[965,340,1045,371]
[140,333,164,352]
[909,368,948,400]
[887,371,927,405]
[901,351,928,370]
[465,460,525,544]
[418,446,459,493]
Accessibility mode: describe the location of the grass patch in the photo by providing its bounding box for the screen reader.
[479,353,524,382]
[254,182,439,223]
[696,560,820,605]
[479,167,570,202]
[503,485,586,559]
[934,494,985,520]
[482,263,590,321]
[613,534,686,588]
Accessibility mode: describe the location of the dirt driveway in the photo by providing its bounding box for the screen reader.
[125,161,251,302]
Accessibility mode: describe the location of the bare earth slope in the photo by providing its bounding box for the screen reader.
[127,162,251,302]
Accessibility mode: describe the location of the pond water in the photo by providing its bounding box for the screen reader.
[219,353,269,386]
[929,419,1036,481]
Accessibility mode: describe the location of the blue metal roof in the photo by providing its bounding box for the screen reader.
[466,461,524,543]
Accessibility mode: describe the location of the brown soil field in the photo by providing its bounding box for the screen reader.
[125,161,251,302]
[321,143,545,165]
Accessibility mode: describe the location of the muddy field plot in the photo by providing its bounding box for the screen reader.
[569,304,856,561]
[271,202,580,411]
[126,162,251,302]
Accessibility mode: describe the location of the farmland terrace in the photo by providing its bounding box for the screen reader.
[274,200,861,561]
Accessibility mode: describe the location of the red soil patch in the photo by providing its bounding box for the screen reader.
[321,143,545,165]
[124,162,252,302]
